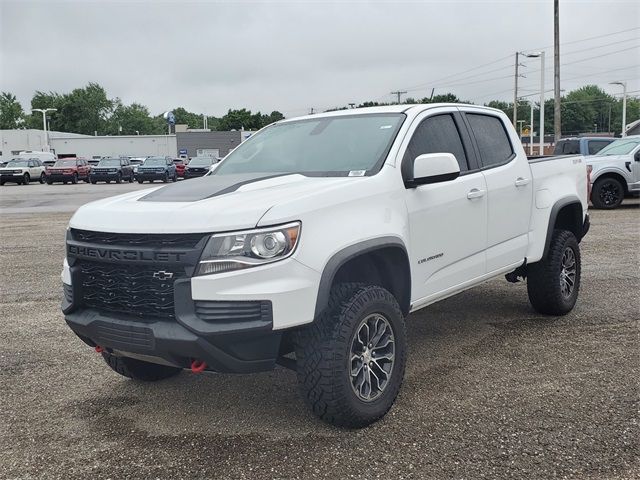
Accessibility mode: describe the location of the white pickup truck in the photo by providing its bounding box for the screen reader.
[586,135,640,209]
[62,104,590,427]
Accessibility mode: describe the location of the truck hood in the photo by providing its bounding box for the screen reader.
[70,173,353,233]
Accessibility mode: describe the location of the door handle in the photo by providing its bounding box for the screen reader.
[515,177,531,187]
[467,188,486,199]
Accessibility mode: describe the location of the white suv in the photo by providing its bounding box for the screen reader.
[0,157,46,185]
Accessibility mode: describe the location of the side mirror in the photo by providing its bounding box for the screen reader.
[406,153,460,188]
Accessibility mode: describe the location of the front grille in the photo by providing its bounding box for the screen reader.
[194,300,272,323]
[80,262,186,318]
[70,229,206,249]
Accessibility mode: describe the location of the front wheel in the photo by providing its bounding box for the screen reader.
[115,173,122,184]
[101,352,182,381]
[527,229,581,315]
[22,173,30,185]
[295,283,407,428]
[591,176,624,209]
[71,173,78,184]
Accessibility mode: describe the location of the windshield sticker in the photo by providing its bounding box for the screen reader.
[348,170,366,177]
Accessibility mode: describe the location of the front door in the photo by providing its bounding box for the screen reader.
[401,109,488,305]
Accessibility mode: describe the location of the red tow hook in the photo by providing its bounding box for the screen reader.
[94,345,104,353]
[191,360,207,373]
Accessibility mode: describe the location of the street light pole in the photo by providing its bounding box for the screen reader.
[524,52,545,155]
[610,81,627,136]
[31,108,57,152]
[513,52,519,127]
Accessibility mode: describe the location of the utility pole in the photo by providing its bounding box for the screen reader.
[610,81,628,136]
[554,0,561,142]
[513,52,519,127]
[390,90,407,104]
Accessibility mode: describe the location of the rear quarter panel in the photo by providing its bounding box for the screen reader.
[526,155,588,263]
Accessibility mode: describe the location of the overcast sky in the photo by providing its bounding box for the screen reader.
[1,0,638,118]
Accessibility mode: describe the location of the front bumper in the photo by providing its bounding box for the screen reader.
[90,173,119,181]
[61,257,320,373]
[184,170,207,178]
[136,171,167,181]
[0,173,25,182]
[47,173,75,182]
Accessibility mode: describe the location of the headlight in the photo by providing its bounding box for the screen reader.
[196,222,301,276]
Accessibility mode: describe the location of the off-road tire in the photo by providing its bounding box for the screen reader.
[591,176,624,209]
[527,229,581,315]
[101,352,182,381]
[294,283,407,428]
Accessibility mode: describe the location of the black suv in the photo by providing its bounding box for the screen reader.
[90,157,134,184]
[184,156,215,178]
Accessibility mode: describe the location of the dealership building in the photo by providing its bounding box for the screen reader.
[0,128,253,160]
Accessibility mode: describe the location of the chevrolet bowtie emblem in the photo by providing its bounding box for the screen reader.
[152,271,174,281]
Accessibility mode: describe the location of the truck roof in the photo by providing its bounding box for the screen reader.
[280,103,503,123]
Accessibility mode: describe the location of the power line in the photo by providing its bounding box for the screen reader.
[530,26,640,51]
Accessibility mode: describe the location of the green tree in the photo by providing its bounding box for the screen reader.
[108,102,164,135]
[0,92,25,129]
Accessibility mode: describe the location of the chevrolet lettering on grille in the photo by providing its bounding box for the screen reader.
[67,244,186,262]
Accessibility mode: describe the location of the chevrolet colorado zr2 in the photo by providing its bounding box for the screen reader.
[62,104,590,427]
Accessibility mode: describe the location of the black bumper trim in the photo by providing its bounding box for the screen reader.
[64,279,280,373]
[581,213,590,240]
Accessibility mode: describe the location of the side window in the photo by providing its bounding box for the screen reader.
[588,140,611,155]
[466,114,514,168]
[402,114,469,179]
[562,140,580,154]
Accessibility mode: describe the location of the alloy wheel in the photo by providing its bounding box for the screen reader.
[560,246,577,298]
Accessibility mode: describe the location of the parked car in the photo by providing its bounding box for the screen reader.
[129,157,146,175]
[0,157,46,185]
[586,135,640,209]
[89,157,134,184]
[45,157,91,184]
[554,137,615,156]
[43,159,57,167]
[173,158,186,178]
[62,104,590,428]
[88,159,100,167]
[184,156,215,178]
[16,151,57,164]
[136,156,177,183]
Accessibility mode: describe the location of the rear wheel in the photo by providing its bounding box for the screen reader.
[101,352,182,381]
[39,172,46,184]
[527,229,581,315]
[22,173,30,185]
[591,176,624,209]
[295,283,407,428]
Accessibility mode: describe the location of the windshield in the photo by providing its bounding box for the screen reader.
[54,160,77,167]
[6,159,30,167]
[143,158,166,166]
[215,113,405,176]
[189,157,214,166]
[98,159,121,167]
[596,138,640,156]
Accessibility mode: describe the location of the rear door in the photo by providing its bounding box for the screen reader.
[461,109,533,273]
[402,108,488,302]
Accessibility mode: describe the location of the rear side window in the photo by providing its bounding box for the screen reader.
[466,114,514,168]
[402,114,469,179]
[588,140,612,155]
[555,140,580,155]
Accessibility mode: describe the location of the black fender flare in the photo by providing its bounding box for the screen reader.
[313,236,410,318]
[543,195,584,258]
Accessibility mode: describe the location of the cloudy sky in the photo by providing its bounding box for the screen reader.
[1,0,638,118]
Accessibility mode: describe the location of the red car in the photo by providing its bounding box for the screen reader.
[46,157,91,184]
[173,158,186,178]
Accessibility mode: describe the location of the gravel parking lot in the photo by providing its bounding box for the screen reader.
[1,184,638,479]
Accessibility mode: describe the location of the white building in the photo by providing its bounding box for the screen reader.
[0,129,177,160]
